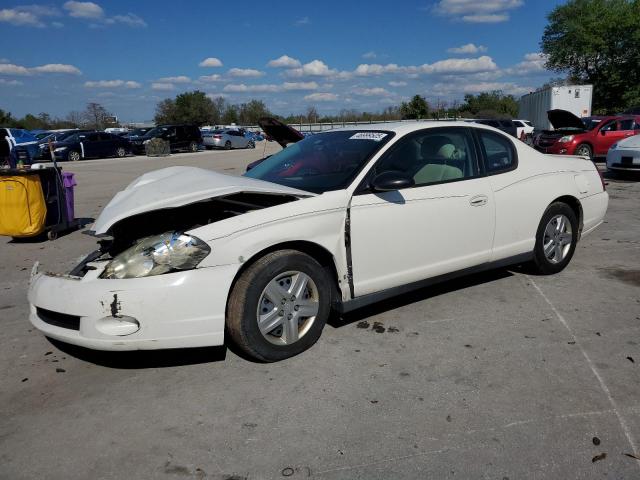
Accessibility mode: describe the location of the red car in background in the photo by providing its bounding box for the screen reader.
[534,109,640,159]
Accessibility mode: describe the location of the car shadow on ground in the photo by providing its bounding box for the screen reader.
[47,338,227,369]
[330,268,515,327]
[603,171,640,183]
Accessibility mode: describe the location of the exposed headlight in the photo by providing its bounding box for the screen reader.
[101,231,210,279]
[54,146,67,152]
[559,135,574,143]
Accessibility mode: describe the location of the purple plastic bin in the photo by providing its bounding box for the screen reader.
[62,171,76,222]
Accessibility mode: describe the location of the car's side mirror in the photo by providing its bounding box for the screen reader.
[370,170,415,192]
[600,129,607,136]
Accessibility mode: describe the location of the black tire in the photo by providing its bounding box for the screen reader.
[224,141,232,150]
[530,202,579,275]
[246,140,255,149]
[67,150,80,162]
[226,250,332,362]
[575,143,592,160]
[115,147,126,158]
[189,141,198,152]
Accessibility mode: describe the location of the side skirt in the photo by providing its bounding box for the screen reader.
[339,252,533,314]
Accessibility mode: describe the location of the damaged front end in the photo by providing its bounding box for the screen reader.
[72,191,303,279]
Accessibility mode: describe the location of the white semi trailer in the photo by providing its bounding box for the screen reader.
[518,85,593,130]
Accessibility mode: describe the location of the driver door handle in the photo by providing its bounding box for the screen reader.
[470,195,488,207]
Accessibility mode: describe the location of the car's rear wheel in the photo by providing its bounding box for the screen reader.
[189,141,198,152]
[247,140,255,149]
[530,202,578,274]
[226,250,331,362]
[68,150,80,162]
[575,143,592,160]
[115,147,126,158]
[224,141,232,150]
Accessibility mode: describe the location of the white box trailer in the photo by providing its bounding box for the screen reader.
[518,85,593,130]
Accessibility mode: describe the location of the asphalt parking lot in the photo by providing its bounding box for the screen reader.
[1,144,639,479]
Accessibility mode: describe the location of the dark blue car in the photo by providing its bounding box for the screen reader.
[52,131,132,161]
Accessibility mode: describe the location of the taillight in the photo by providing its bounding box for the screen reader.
[213,135,222,139]
[597,168,606,191]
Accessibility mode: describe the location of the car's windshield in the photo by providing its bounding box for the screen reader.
[144,127,169,137]
[244,130,393,193]
[582,118,602,130]
[129,128,148,136]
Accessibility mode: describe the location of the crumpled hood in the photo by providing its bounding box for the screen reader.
[92,166,314,235]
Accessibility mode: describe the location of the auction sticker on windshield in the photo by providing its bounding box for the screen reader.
[349,132,388,141]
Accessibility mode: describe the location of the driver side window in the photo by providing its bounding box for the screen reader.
[374,128,479,187]
[600,120,617,132]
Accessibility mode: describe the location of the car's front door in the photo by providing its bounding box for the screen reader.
[595,119,627,155]
[349,127,495,297]
[80,133,100,158]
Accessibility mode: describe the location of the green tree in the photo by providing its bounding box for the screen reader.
[0,108,16,126]
[458,91,518,118]
[238,100,271,124]
[399,95,429,119]
[541,0,640,113]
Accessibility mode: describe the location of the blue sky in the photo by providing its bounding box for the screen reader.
[0,0,563,122]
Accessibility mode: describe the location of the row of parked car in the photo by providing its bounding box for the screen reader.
[1,124,268,164]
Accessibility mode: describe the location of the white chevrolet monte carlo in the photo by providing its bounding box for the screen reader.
[28,119,609,362]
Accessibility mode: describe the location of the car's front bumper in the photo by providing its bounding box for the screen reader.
[28,260,239,351]
[607,149,640,171]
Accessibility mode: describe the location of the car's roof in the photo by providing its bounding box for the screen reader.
[327,120,490,135]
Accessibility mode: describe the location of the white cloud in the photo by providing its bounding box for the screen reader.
[223,83,279,93]
[389,81,407,87]
[287,59,336,77]
[31,63,82,74]
[431,80,533,97]
[227,68,264,77]
[362,51,377,59]
[206,93,227,100]
[282,81,318,91]
[427,56,497,74]
[64,1,104,19]
[505,52,548,75]
[199,57,223,67]
[0,8,43,27]
[304,92,338,102]
[0,78,23,86]
[51,21,64,28]
[158,75,191,83]
[267,55,302,68]
[434,0,523,23]
[447,43,487,54]
[352,87,392,97]
[0,62,82,75]
[199,74,223,82]
[0,63,32,75]
[294,16,310,26]
[151,82,174,91]
[106,13,147,27]
[84,79,141,88]
[463,14,509,23]
[354,56,497,77]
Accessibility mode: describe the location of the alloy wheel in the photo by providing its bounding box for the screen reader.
[256,271,319,345]
[543,214,573,264]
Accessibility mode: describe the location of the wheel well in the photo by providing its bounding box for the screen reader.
[552,195,583,234]
[226,241,343,314]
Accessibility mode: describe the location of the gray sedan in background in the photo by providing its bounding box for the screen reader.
[202,129,255,150]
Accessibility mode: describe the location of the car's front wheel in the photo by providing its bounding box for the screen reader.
[247,140,255,149]
[575,143,592,160]
[189,141,198,152]
[530,202,578,274]
[226,250,331,362]
[68,150,81,161]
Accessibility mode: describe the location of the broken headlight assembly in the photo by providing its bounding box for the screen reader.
[101,231,210,279]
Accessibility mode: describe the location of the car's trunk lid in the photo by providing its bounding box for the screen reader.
[258,117,304,148]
